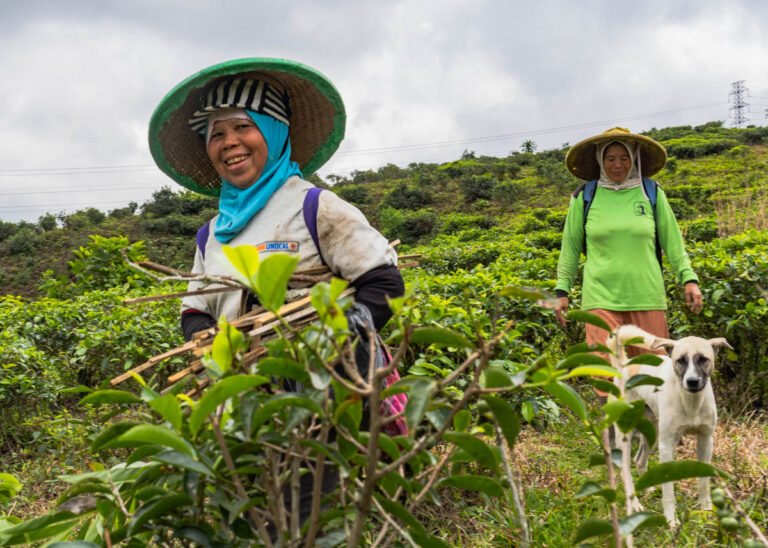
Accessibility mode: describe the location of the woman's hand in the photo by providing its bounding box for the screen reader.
[554,296,569,327]
[685,282,703,314]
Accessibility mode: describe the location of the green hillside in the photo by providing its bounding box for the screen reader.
[1,121,767,545]
[2,121,767,298]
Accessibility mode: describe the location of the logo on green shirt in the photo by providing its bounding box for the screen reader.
[634,202,649,216]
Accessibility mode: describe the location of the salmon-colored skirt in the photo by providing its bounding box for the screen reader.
[584,309,669,397]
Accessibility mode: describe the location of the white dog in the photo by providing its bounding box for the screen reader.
[608,325,732,528]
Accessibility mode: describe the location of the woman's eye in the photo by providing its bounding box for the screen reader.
[237,123,254,130]
[209,131,222,140]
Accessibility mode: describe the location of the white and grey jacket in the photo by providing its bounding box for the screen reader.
[181,176,403,339]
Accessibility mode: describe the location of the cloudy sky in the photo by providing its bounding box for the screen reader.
[1,0,767,222]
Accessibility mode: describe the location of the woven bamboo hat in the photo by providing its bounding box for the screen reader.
[565,127,667,181]
[149,58,346,196]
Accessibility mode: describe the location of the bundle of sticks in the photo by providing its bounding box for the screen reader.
[111,243,419,396]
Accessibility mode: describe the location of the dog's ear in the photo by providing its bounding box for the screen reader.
[650,338,675,355]
[708,337,733,352]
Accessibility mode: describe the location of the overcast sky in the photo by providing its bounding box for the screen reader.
[1,0,767,223]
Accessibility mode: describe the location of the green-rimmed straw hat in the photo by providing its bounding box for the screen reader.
[148,57,346,196]
[565,127,667,181]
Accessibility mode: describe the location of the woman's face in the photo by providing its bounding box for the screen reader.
[207,117,268,189]
[602,143,632,183]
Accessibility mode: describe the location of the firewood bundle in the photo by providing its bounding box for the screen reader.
[111,243,419,396]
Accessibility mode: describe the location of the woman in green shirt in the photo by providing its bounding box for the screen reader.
[553,127,702,362]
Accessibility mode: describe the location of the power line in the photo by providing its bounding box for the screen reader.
[0,183,164,196]
[0,101,727,178]
[0,199,137,211]
[334,101,726,156]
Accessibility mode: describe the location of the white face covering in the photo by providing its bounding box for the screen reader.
[596,139,643,190]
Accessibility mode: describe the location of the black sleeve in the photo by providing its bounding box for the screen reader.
[181,311,217,342]
[350,264,405,331]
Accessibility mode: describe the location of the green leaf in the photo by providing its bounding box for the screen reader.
[556,353,611,370]
[210,322,247,376]
[299,440,352,479]
[222,244,260,287]
[453,409,472,432]
[128,493,193,535]
[372,496,421,531]
[535,372,587,421]
[619,512,667,535]
[173,526,214,548]
[437,475,503,497]
[410,327,473,349]
[256,357,309,384]
[575,481,616,502]
[616,400,646,433]
[602,400,631,427]
[79,390,141,406]
[91,421,140,451]
[482,396,521,448]
[635,460,723,491]
[189,374,269,436]
[403,378,435,429]
[257,253,299,311]
[0,474,22,499]
[626,354,664,366]
[565,341,611,356]
[250,393,323,432]
[563,365,619,379]
[635,416,657,450]
[567,310,612,332]
[589,378,620,397]
[481,366,513,388]
[58,385,93,395]
[625,374,664,390]
[117,425,195,458]
[498,286,546,300]
[152,450,213,477]
[49,542,101,547]
[572,517,613,543]
[148,394,182,432]
[0,511,78,538]
[444,432,498,470]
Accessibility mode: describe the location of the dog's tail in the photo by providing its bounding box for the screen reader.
[607,324,668,353]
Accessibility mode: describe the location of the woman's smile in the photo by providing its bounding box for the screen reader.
[207,117,268,189]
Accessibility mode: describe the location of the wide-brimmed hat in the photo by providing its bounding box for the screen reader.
[565,127,667,181]
[149,58,346,196]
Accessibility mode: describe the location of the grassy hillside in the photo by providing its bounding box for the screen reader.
[2,121,768,299]
[1,121,767,545]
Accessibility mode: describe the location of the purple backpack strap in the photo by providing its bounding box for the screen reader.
[196,221,211,259]
[303,187,328,266]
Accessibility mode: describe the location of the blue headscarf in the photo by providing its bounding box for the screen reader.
[214,110,303,243]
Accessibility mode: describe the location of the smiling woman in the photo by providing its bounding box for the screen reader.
[206,114,268,189]
[147,58,406,529]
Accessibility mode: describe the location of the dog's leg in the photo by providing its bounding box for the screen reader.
[634,431,650,475]
[659,429,679,528]
[697,430,714,510]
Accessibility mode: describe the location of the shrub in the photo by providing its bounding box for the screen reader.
[493,179,528,207]
[335,184,370,205]
[662,137,741,159]
[5,227,43,255]
[383,182,433,210]
[459,174,497,202]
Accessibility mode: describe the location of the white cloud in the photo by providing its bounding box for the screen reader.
[0,0,766,221]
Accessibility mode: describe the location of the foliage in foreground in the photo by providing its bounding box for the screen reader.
[1,249,756,547]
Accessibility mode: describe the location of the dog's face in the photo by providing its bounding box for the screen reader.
[654,336,732,392]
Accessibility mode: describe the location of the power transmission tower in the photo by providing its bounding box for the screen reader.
[729,80,749,128]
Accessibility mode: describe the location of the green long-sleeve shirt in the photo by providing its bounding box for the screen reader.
[555,184,698,311]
